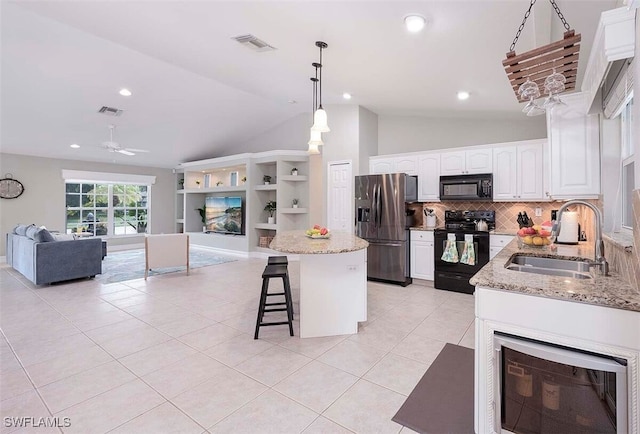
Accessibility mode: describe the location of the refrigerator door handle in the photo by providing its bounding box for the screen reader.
[376,183,382,228]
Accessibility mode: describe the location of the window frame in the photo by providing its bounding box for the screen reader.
[620,97,634,230]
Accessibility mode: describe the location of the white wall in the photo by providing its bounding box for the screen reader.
[219,112,309,156]
[377,115,547,154]
[0,153,175,256]
[358,106,378,175]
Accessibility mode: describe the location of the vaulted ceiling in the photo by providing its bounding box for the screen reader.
[1,1,618,168]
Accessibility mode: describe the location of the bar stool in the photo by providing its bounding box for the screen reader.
[267,256,293,315]
[254,264,294,339]
[267,256,288,266]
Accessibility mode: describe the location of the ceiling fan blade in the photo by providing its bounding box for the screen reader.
[123,148,150,153]
[117,149,136,156]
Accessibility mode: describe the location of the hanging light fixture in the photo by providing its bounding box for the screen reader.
[307,64,322,154]
[310,41,330,133]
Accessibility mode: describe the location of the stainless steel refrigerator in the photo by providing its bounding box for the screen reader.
[355,173,417,286]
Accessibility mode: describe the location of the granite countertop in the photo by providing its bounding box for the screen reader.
[270,230,369,254]
[470,238,640,312]
[410,227,436,231]
[490,229,518,236]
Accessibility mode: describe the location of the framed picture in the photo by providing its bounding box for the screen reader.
[230,171,239,186]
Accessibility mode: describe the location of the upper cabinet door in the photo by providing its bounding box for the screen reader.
[370,159,394,174]
[547,92,600,199]
[440,151,467,175]
[492,146,518,200]
[465,148,493,174]
[517,143,544,200]
[417,154,440,201]
[394,156,418,175]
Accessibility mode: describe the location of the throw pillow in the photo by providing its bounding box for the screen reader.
[52,233,75,241]
[25,224,38,239]
[15,224,28,236]
[33,227,55,243]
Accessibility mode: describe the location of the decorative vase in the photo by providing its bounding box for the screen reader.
[202,226,207,233]
[268,216,275,224]
[293,204,298,209]
[264,181,270,185]
[292,170,298,176]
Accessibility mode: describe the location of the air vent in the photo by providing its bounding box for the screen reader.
[232,34,277,52]
[98,106,124,116]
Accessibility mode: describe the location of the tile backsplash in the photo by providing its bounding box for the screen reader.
[604,189,640,292]
[409,200,600,241]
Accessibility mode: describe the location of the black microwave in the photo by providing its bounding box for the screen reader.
[439,174,492,201]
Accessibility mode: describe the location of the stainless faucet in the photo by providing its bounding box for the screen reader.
[552,200,609,276]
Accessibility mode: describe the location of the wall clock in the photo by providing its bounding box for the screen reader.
[0,174,25,199]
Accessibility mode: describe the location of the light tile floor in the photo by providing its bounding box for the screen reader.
[0,256,475,434]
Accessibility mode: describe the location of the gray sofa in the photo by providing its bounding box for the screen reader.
[6,225,103,285]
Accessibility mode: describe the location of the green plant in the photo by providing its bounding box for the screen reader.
[241,176,247,183]
[291,167,298,175]
[263,175,272,183]
[292,198,299,205]
[196,205,206,224]
[264,200,276,217]
[216,181,223,186]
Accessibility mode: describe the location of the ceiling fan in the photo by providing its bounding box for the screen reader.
[101,124,150,156]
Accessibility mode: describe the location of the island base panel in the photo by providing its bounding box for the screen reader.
[299,249,367,338]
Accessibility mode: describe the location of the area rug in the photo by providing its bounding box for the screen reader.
[392,343,474,434]
[96,247,237,284]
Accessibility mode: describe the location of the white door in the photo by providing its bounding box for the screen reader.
[517,143,544,200]
[369,159,394,174]
[394,156,418,175]
[327,161,352,233]
[466,148,493,174]
[417,154,440,201]
[440,151,467,175]
[492,146,518,200]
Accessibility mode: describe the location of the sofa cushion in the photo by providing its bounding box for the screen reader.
[33,228,55,243]
[25,225,38,239]
[15,224,28,236]
[52,233,75,241]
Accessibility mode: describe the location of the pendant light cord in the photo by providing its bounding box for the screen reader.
[318,46,323,109]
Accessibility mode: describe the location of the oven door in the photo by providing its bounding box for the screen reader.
[434,230,489,276]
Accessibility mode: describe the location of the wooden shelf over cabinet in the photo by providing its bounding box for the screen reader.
[280,208,308,214]
[254,184,277,191]
[279,175,308,182]
[255,223,277,230]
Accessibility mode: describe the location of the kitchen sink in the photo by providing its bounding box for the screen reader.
[505,255,593,280]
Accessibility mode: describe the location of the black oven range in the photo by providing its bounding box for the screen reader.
[434,210,495,294]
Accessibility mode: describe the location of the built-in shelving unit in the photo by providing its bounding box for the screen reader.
[175,150,309,255]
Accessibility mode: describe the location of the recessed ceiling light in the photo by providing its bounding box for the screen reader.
[343,93,352,100]
[457,91,470,100]
[404,15,426,33]
[70,144,80,149]
[119,88,132,97]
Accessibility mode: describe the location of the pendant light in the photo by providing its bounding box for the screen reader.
[310,41,330,133]
[307,64,322,154]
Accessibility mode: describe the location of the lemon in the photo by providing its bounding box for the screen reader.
[533,236,544,246]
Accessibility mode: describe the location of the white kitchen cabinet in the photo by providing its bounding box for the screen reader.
[410,230,434,280]
[546,92,600,199]
[369,155,418,175]
[489,234,514,260]
[440,148,492,176]
[417,153,440,201]
[493,141,546,201]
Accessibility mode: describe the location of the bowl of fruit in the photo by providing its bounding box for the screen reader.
[305,225,330,239]
[517,225,554,248]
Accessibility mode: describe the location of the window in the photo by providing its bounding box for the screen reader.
[621,97,634,228]
[65,183,150,236]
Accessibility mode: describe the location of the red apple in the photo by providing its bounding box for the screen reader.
[313,224,321,230]
[524,227,537,235]
[539,230,551,237]
[517,228,528,237]
[320,227,328,235]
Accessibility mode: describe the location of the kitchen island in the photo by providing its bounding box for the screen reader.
[270,231,369,338]
[470,239,640,433]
